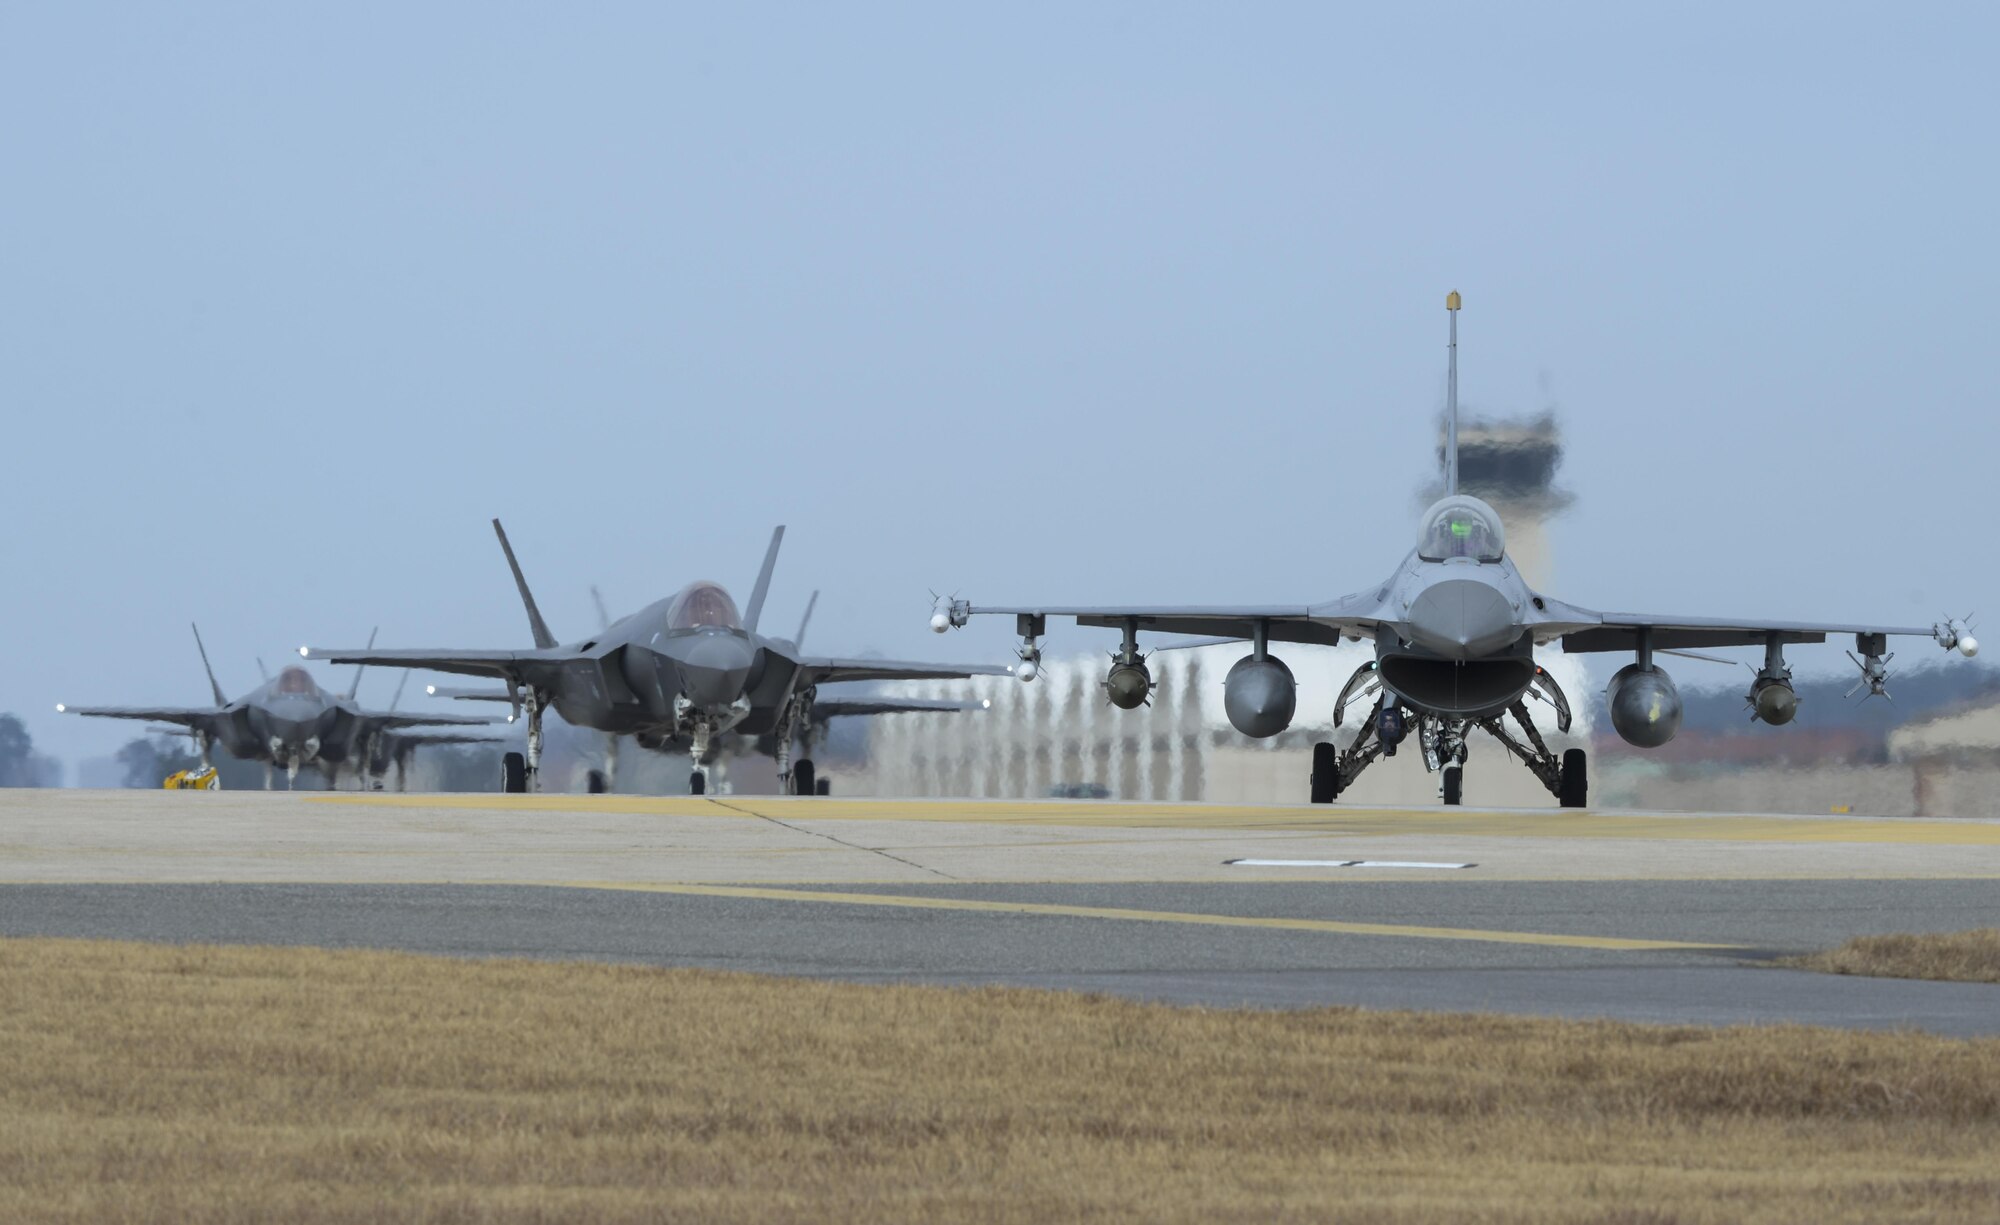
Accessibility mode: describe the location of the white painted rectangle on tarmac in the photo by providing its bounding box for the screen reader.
[1345,860,1476,869]
[1224,858,1475,869]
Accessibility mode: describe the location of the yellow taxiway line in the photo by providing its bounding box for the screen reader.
[306,793,2000,846]
[551,881,1743,951]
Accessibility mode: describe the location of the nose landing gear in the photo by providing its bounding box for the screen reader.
[1310,666,1586,809]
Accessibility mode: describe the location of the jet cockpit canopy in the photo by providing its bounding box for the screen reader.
[273,666,320,696]
[1418,495,1506,563]
[666,581,743,631]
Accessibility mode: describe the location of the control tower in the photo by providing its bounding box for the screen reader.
[1429,409,1571,590]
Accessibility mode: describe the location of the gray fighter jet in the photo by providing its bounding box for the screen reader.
[58,625,498,789]
[304,522,1011,794]
[423,587,990,794]
[929,292,1980,807]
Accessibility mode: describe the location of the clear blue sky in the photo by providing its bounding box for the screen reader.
[3,3,1993,772]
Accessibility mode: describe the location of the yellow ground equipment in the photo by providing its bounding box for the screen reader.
[163,767,221,790]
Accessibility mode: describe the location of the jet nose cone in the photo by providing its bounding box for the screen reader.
[1407,578,1519,659]
[676,633,757,708]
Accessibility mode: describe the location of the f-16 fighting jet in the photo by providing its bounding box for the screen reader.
[305,522,1011,794]
[58,625,499,789]
[928,292,1980,807]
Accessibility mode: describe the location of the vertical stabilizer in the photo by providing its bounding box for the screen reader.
[191,623,228,706]
[492,519,559,649]
[1445,289,1462,498]
[388,669,411,713]
[794,590,820,649]
[345,628,379,700]
[743,525,786,633]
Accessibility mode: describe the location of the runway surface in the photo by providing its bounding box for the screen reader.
[3,790,1997,1033]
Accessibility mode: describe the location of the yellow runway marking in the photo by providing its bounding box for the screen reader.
[306,794,2000,846]
[551,881,1742,951]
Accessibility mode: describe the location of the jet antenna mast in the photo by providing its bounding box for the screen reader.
[1445,289,1461,497]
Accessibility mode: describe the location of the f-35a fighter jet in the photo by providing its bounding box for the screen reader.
[59,625,498,789]
[424,587,990,794]
[930,292,1980,807]
[305,522,1011,794]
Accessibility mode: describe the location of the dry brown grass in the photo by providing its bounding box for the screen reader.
[3,939,1999,1224]
[1782,928,2000,984]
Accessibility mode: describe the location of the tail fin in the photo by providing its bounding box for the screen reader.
[255,657,271,682]
[191,623,228,706]
[794,590,820,649]
[1444,289,1462,497]
[388,669,411,713]
[742,525,785,633]
[590,585,612,633]
[492,519,558,649]
[344,628,378,700]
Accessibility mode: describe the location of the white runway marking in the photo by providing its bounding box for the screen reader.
[1225,858,1478,870]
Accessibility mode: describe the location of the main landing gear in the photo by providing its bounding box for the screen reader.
[772,691,830,798]
[1310,664,1588,809]
[498,687,547,794]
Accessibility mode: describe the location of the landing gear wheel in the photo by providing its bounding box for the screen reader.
[586,770,609,794]
[1558,748,1588,809]
[1441,766,1463,807]
[1309,741,1339,804]
[792,759,816,797]
[689,771,706,796]
[815,778,830,796]
[500,752,528,794]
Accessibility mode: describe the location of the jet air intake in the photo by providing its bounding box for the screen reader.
[1607,664,1682,748]
[1224,655,1296,738]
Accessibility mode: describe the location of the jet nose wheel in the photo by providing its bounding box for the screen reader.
[1441,765,1463,807]
[586,770,609,794]
[792,759,816,798]
[689,771,706,796]
[500,752,528,794]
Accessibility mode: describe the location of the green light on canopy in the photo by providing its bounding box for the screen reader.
[1451,520,1472,538]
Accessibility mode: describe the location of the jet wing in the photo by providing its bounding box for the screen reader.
[382,730,506,748]
[424,686,515,703]
[795,657,1016,686]
[814,696,990,718]
[356,710,505,730]
[300,647,554,680]
[1558,611,1946,654]
[935,602,1375,646]
[57,705,224,730]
